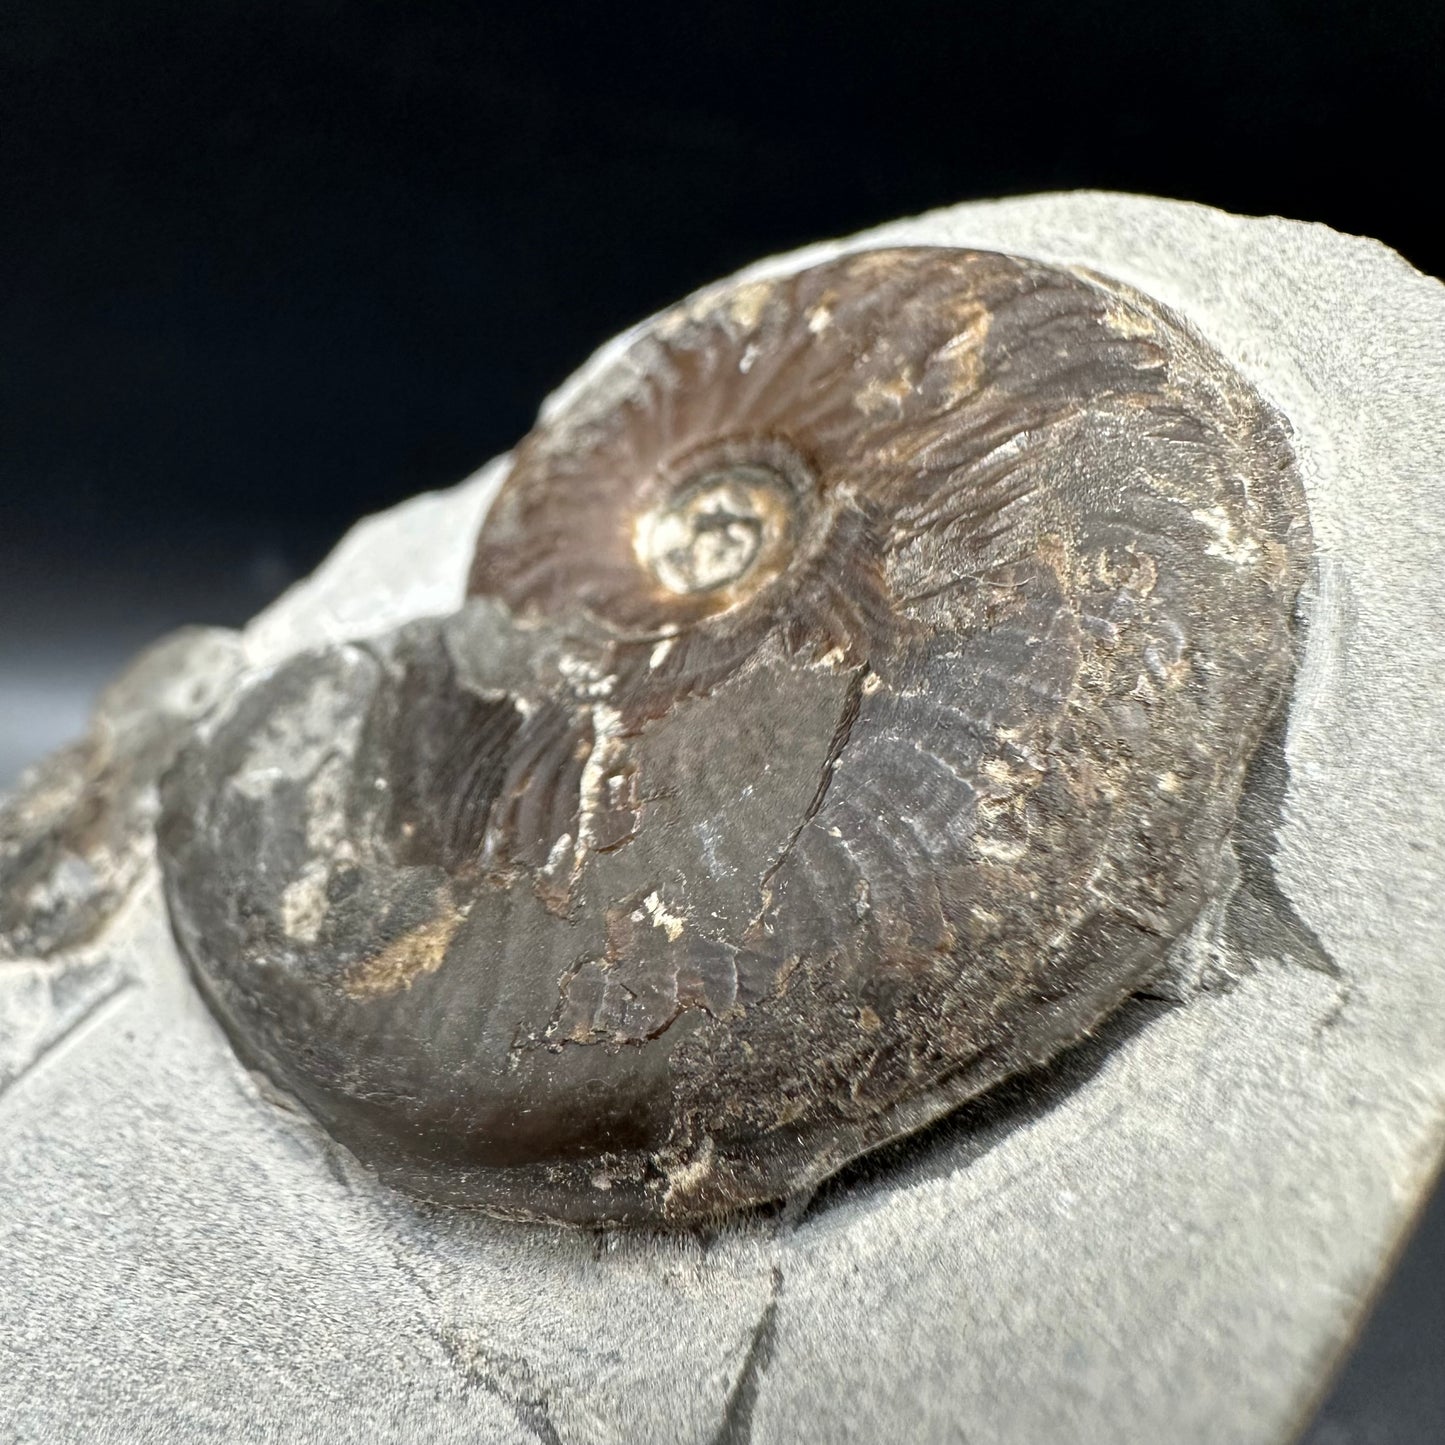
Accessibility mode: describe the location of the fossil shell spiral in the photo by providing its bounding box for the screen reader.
[158,247,1311,1226]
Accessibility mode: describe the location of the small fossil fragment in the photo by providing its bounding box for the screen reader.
[158,248,1312,1225]
[1,628,243,961]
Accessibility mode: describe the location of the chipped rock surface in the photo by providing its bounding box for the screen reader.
[2,192,1444,1444]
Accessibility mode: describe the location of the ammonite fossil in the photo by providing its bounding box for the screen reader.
[158,247,1311,1226]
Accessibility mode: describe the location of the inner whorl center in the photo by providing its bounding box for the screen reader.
[637,465,797,597]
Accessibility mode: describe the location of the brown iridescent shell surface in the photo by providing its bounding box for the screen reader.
[159,247,1312,1225]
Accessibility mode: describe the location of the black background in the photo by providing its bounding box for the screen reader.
[2,2,1441,1439]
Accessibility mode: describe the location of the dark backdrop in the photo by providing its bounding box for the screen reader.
[2,3,1441,1440]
